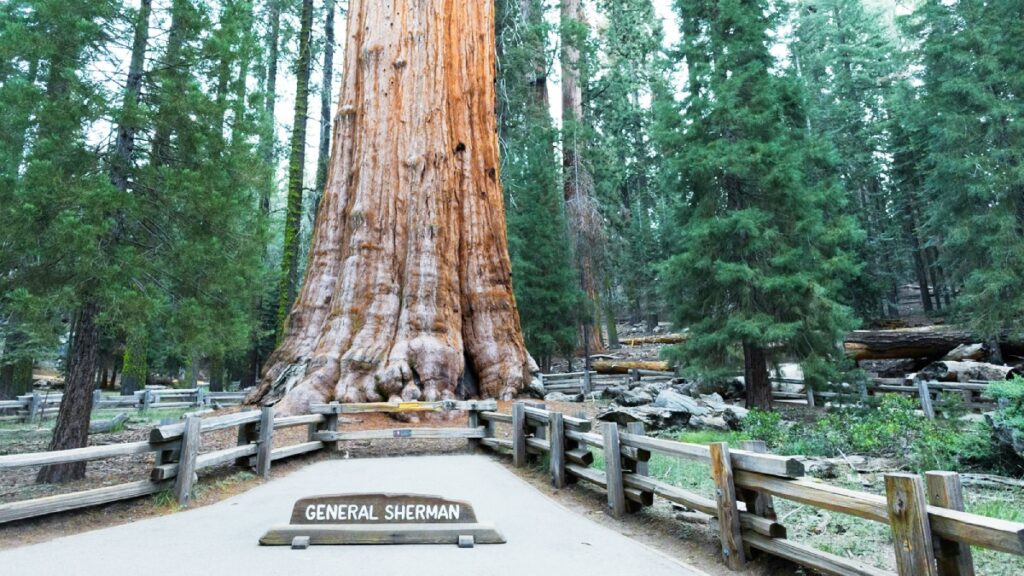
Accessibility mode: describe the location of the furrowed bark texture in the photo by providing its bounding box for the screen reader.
[250,0,535,414]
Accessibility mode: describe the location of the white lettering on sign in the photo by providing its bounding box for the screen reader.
[384,503,460,521]
[305,504,381,521]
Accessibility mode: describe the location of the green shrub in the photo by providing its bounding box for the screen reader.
[743,394,998,472]
[742,410,785,448]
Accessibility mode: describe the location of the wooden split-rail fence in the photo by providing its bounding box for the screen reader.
[479,401,1024,576]
[542,370,1000,418]
[0,388,247,423]
[0,399,498,525]
[2,398,1021,576]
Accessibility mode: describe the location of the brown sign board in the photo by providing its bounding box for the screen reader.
[290,493,477,525]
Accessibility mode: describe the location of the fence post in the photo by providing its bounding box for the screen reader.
[196,387,207,408]
[623,421,652,512]
[235,411,259,467]
[92,389,102,412]
[512,402,527,468]
[625,422,649,477]
[709,442,746,570]
[256,406,275,478]
[29,391,41,423]
[629,368,641,383]
[549,412,566,488]
[885,473,938,576]
[142,389,153,413]
[739,440,777,520]
[531,402,547,441]
[925,472,975,576]
[467,407,481,451]
[174,415,201,506]
[917,380,936,419]
[602,422,626,517]
[322,401,339,452]
[805,384,816,408]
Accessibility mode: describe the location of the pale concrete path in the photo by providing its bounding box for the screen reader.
[0,455,710,576]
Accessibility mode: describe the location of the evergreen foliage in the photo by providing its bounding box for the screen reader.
[908,0,1024,339]
[497,0,580,370]
[659,0,859,407]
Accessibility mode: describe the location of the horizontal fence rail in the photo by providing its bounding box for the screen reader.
[0,388,248,423]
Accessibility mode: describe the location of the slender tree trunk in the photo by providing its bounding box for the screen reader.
[120,330,147,396]
[38,301,100,483]
[110,0,152,193]
[521,0,549,108]
[151,0,189,167]
[250,0,536,414]
[560,0,603,353]
[744,343,772,411]
[276,0,316,331]
[260,0,281,216]
[209,353,225,392]
[314,0,337,213]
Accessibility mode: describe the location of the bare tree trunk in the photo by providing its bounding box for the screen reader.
[560,0,603,353]
[276,0,316,331]
[313,0,338,212]
[250,0,536,414]
[744,343,772,411]
[38,301,100,483]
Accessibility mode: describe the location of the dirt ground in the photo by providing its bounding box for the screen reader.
[0,400,804,575]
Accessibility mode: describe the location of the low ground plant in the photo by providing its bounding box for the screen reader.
[743,395,1000,472]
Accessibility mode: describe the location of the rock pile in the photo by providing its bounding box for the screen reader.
[594,388,749,431]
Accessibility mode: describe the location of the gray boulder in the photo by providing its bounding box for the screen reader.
[618,389,654,407]
[544,391,584,403]
[602,385,627,400]
[596,406,691,429]
[652,390,709,416]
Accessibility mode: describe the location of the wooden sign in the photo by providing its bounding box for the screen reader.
[260,493,505,547]
[290,493,476,525]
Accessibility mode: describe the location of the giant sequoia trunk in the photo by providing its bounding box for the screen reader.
[249,0,535,414]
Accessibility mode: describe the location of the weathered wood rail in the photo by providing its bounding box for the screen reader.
[0,388,247,423]
[478,402,1024,575]
[0,399,497,525]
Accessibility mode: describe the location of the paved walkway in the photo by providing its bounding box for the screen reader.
[0,455,709,576]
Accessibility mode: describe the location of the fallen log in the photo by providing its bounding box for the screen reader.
[844,327,1024,361]
[917,361,1017,383]
[593,360,671,374]
[621,334,687,346]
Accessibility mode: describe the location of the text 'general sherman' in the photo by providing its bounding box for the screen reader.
[290,494,477,525]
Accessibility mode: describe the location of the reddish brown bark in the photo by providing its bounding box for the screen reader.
[249,0,536,414]
[561,0,604,354]
[38,301,99,483]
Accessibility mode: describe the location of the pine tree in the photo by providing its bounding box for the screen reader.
[497,0,581,371]
[590,0,666,334]
[910,0,1024,341]
[793,0,904,320]
[662,0,858,409]
[0,0,267,481]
